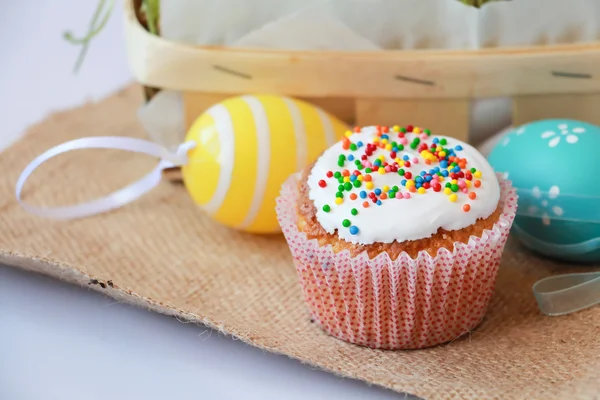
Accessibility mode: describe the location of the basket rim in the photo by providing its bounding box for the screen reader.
[123,0,600,98]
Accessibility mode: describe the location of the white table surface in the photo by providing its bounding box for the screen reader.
[0,2,408,399]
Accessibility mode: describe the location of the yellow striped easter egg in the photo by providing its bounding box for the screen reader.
[182,95,349,233]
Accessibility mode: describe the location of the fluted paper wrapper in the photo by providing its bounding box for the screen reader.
[276,175,517,349]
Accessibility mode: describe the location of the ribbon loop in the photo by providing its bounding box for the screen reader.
[533,272,600,316]
[16,137,195,220]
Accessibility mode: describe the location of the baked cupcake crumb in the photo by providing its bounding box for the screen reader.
[297,164,503,259]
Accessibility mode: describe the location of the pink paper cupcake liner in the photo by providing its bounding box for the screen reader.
[276,174,517,350]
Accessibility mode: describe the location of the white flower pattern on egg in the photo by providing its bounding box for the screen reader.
[540,123,585,148]
[531,185,563,226]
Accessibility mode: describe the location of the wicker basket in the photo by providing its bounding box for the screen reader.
[124,0,600,143]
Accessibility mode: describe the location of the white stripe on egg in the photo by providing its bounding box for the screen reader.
[283,97,308,171]
[316,107,336,147]
[238,96,271,229]
[202,104,235,215]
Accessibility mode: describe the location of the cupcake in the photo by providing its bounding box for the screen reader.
[276,125,517,349]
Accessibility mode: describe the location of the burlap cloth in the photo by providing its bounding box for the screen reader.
[1,85,598,400]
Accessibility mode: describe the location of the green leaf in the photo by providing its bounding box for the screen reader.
[142,0,160,35]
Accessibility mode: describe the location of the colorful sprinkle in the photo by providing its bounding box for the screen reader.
[342,138,350,150]
[318,124,488,233]
[349,226,359,235]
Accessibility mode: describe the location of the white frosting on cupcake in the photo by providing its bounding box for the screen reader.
[307,126,500,245]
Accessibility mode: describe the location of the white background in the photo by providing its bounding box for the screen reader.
[0,2,409,399]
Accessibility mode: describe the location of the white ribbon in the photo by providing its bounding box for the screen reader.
[533,271,600,316]
[16,137,195,220]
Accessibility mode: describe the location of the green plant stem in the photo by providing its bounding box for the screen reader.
[63,0,115,73]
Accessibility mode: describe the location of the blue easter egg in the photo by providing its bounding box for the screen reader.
[488,119,600,263]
